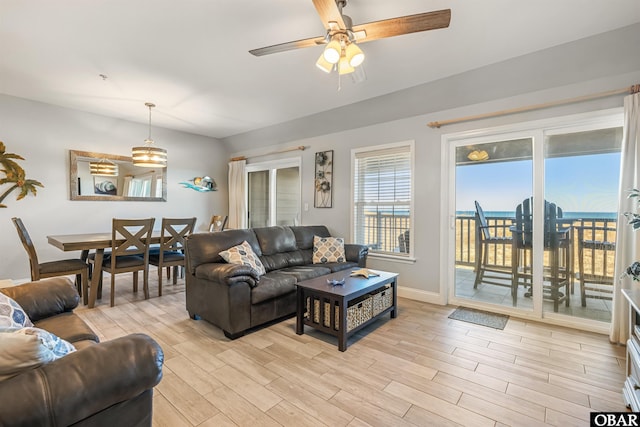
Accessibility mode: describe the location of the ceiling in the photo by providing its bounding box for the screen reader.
[1,0,640,140]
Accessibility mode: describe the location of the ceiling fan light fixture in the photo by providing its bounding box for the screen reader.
[315,53,334,73]
[132,102,167,168]
[345,42,365,67]
[467,150,489,162]
[323,39,341,64]
[338,55,355,75]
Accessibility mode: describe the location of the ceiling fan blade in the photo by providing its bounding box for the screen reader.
[352,9,451,43]
[249,35,326,56]
[312,0,346,30]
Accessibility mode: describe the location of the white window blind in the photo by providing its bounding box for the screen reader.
[353,144,412,255]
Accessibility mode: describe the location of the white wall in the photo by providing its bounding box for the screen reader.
[0,94,229,281]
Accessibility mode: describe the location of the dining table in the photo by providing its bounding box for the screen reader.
[47,231,163,308]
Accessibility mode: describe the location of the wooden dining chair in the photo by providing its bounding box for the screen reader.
[11,217,89,302]
[473,201,513,292]
[511,198,571,312]
[149,217,196,296]
[576,225,615,307]
[92,218,155,307]
[209,215,228,232]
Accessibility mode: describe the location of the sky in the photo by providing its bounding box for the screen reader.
[456,153,621,214]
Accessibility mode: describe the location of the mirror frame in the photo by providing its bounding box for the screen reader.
[70,150,167,201]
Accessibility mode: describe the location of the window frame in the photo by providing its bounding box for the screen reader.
[351,140,415,262]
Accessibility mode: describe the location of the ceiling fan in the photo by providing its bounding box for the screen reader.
[249,0,451,76]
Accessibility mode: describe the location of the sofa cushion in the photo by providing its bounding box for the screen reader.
[0,327,76,381]
[0,277,79,322]
[34,312,99,344]
[313,236,346,264]
[0,293,33,329]
[254,226,297,255]
[320,261,359,273]
[260,250,306,272]
[290,225,331,250]
[185,229,260,274]
[251,273,297,304]
[220,241,266,276]
[278,265,332,282]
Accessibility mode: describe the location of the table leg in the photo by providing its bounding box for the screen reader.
[89,248,104,308]
[338,297,348,351]
[296,287,304,335]
[391,278,398,319]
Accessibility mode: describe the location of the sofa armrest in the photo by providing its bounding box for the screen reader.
[194,263,260,287]
[345,244,369,267]
[0,277,79,322]
[0,333,163,427]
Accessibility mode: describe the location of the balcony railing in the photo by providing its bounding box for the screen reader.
[359,212,617,279]
[360,212,411,254]
[456,214,617,278]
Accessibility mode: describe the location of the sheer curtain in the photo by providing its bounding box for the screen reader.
[228,159,247,229]
[611,92,640,344]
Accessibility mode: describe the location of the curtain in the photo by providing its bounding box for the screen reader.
[611,92,640,344]
[228,159,247,229]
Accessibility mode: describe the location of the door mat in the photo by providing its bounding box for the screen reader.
[448,307,509,330]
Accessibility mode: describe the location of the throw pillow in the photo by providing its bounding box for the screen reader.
[313,236,345,264]
[219,241,266,276]
[0,327,76,381]
[0,293,33,329]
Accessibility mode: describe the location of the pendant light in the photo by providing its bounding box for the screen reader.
[132,102,167,168]
[89,159,118,176]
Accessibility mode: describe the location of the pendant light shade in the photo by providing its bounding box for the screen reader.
[132,102,167,168]
[315,53,333,73]
[323,39,341,64]
[345,42,365,67]
[338,55,355,75]
[90,159,119,176]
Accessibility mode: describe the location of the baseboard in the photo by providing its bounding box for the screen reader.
[398,286,446,305]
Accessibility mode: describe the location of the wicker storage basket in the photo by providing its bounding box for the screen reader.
[371,284,393,316]
[346,296,372,331]
[305,295,373,332]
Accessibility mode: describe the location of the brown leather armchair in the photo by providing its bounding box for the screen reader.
[0,277,163,427]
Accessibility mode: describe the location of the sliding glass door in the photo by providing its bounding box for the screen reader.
[453,136,533,311]
[447,111,622,326]
[542,126,621,321]
[246,159,301,228]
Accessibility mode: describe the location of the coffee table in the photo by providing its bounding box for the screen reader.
[296,269,398,351]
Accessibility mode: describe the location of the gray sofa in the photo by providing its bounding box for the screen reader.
[184,225,368,339]
[0,277,164,427]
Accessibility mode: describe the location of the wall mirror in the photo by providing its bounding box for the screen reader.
[70,150,167,201]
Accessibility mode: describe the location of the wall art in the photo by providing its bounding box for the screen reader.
[93,176,117,195]
[314,150,333,208]
[0,141,43,207]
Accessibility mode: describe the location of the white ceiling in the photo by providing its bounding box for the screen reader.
[1,0,640,140]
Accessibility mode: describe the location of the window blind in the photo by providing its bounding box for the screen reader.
[353,145,412,255]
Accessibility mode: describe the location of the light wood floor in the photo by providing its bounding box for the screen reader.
[75,270,628,427]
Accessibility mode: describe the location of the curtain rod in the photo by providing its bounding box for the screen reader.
[427,84,640,129]
[230,145,306,162]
